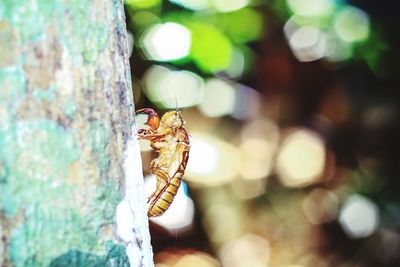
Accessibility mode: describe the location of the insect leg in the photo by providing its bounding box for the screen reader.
[148,168,169,203]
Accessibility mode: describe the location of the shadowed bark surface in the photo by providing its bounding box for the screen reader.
[0,0,153,266]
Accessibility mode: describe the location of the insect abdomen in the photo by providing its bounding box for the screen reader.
[148,177,181,217]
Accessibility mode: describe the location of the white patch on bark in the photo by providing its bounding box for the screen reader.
[116,124,154,266]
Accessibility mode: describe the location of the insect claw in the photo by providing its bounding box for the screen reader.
[137,108,156,116]
[136,108,160,130]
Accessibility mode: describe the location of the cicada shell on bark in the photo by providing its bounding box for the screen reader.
[137,108,190,217]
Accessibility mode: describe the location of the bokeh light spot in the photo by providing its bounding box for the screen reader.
[339,194,379,238]
[219,47,245,79]
[211,0,250,13]
[231,84,260,120]
[302,188,338,224]
[219,234,270,267]
[333,6,370,43]
[198,78,235,117]
[186,133,240,186]
[231,178,266,199]
[325,40,353,62]
[286,0,335,17]
[141,22,191,61]
[188,22,232,73]
[125,0,161,9]
[142,65,204,108]
[287,25,326,62]
[174,252,220,267]
[186,137,219,175]
[203,204,241,243]
[239,138,275,180]
[131,11,161,28]
[276,128,326,187]
[241,119,280,142]
[220,8,263,43]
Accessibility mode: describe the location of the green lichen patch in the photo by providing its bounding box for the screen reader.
[0,66,26,104]
[32,86,57,101]
[0,66,26,126]
[0,161,6,184]
[55,0,109,64]
[94,180,122,225]
[87,121,111,172]
[1,0,109,63]
[63,101,78,117]
[0,119,79,217]
[8,209,92,267]
[0,0,56,43]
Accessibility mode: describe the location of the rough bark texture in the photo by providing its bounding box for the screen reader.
[0,0,153,266]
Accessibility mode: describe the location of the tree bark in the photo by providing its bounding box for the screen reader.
[0,0,153,266]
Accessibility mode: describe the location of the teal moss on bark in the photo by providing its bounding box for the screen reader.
[0,67,26,115]
[0,120,79,215]
[48,241,130,267]
[0,0,55,43]
[88,120,111,173]
[55,0,109,64]
[0,118,124,267]
[31,86,57,101]
[0,0,108,63]
[0,112,123,266]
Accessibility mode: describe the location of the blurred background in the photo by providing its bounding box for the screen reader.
[124,0,400,266]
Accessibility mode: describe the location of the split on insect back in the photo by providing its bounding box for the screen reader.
[136,107,190,217]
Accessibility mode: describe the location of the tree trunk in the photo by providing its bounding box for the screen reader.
[0,0,153,266]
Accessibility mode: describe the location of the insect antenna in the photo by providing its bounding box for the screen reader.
[175,98,179,112]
